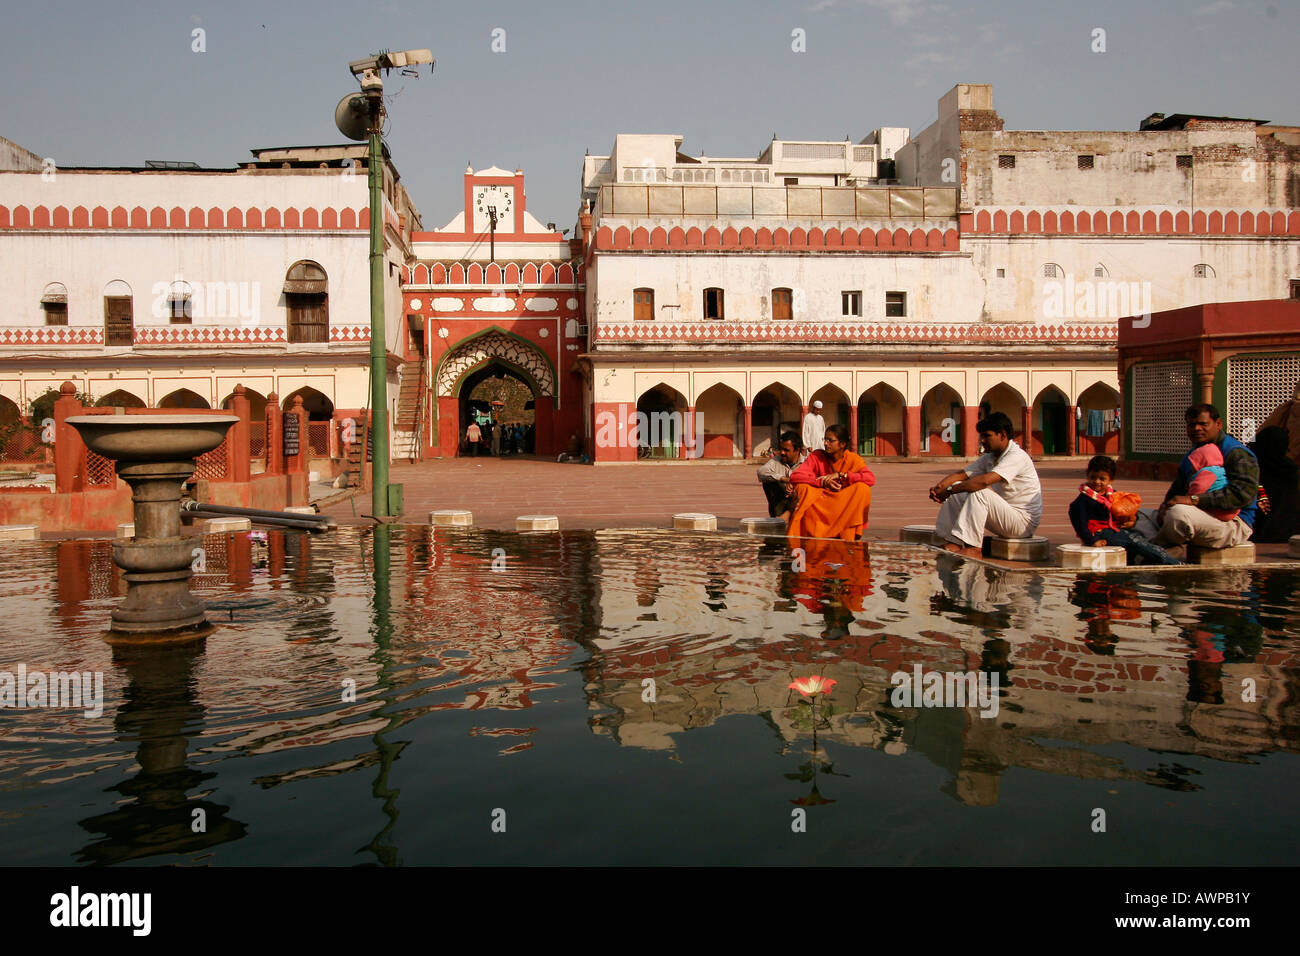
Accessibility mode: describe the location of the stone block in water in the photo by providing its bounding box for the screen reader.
[1190,542,1256,566]
[673,513,717,531]
[740,517,787,535]
[899,524,938,544]
[0,524,38,541]
[1057,543,1126,569]
[988,535,1050,561]
[516,514,559,531]
[430,509,473,527]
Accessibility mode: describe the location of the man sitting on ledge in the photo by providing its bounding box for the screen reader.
[757,431,807,520]
[929,412,1042,558]
[787,424,875,541]
[1155,404,1258,555]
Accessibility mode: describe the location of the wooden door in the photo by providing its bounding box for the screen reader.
[104,297,133,346]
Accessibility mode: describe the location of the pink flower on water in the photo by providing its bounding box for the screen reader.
[788,676,837,698]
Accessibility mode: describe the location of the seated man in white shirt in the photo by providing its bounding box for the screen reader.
[757,431,807,519]
[928,412,1043,557]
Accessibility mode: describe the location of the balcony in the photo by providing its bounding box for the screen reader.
[592,183,957,223]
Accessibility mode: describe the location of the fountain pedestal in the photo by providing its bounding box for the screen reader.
[67,414,238,642]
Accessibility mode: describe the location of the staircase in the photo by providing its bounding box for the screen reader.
[395,354,426,462]
[344,421,365,488]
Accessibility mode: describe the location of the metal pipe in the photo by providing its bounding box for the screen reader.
[184,510,329,532]
[181,500,330,524]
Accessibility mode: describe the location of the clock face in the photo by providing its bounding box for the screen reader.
[473,185,513,231]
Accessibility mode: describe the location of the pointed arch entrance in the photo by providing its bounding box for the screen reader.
[436,329,558,457]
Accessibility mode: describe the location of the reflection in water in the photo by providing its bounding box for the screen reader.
[77,643,247,864]
[0,529,1297,864]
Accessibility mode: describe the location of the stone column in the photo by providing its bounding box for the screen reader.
[265,392,283,476]
[963,406,980,458]
[228,385,251,483]
[287,396,309,474]
[903,404,921,458]
[1197,370,1215,404]
[684,405,696,459]
[1066,405,1078,456]
[743,405,753,459]
[849,406,859,453]
[1022,406,1034,453]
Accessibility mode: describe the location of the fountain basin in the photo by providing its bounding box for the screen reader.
[114,536,204,574]
[66,414,238,461]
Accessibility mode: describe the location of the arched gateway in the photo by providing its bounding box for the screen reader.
[435,330,560,457]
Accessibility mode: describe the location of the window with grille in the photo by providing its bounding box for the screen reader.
[1227,353,1300,441]
[634,288,654,321]
[996,268,1006,278]
[672,167,716,183]
[853,146,874,162]
[772,288,793,320]
[104,296,133,346]
[703,287,725,321]
[1131,361,1195,455]
[43,302,68,326]
[1176,154,1193,169]
[1078,155,1094,170]
[783,143,845,160]
[169,295,193,324]
[841,291,861,316]
[1193,263,1214,278]
[1043,263,1061,278]
[885,291,906,317]
[1291,279,1300,299]
[1094,265,1108,277]
[998,154,1016,169]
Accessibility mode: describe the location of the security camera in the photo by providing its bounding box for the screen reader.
[348,49,434,76]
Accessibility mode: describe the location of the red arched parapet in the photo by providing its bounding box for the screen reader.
[1192,211,1206,233]
[772,227,789,247]
[1224,211,1239,234]
[907,227,924,248]
[926,228,944,249]
[73,206,89,227]
[1042,211,1058,233]
[613,226,632,249]
[975,210,992,232]
[1059,210,1074,233]
[0,206,8,228]
[358,208,370,229]
[668,226,686,248]
[722,226,740,247]
[595,225,613,249]
[90,206,109,227]
[840,227,858,248]
[943,228,959,250]
[33,206,51,227]
[755,226,774,248]
[52,206,70,228]
[503,263,520,284]
[131,206,148,228]
[685,226,704,249]
[1258,212,1274,234]
[992,210,1008,232]
[283,208,300,228]
[558,263,574,283]
[1109,211,1124,233]
[467,263,484,284]
[807,227,824,248]
[1009,211,1025,233]
[539,263,556,283]
[485,263,501,284]
[650,226,668,249]
[207,207,224,228]
[1158,211,1173,233]
[449,263,465,284]
[876,227,893,249]
[739,226,757,247]
[1271,211,1286,234]
[521,263,537,283]
[301,208,318,229]
[1208,211,1223,234]
[1026,210,1041,232]
[411,263,428,284]
[894,227,911,247]
[150,206,166,227]
[1289,211,1300,234]
[857,227,876,249]
[10,206,27,227]
[788,226,806,246]
[321,207,338,228]
[187,206,204,227]
[1125,211,1140,233]
[1175,211,1190,233]
[165,206,183,227]
[1141,211,1156,233]
[631,226,649,247]
[1074,211,1092,233]
[704,226,723,247]
[246,208,263,229]
[340,208,356,229]
[1240,211,1255,234]
[108,206,126,227]
[432,263,447,284]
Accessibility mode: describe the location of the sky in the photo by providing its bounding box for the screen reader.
[3,0,1296,230]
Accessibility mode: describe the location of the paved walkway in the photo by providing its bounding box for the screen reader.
[323,455,1179,545]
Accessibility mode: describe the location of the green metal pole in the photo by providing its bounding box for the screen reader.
[368,122,389,517]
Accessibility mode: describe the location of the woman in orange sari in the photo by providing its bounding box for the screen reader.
[787,424,876,541]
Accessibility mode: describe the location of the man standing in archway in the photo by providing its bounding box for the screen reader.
[802,400,825,454]
[465,420,482,456]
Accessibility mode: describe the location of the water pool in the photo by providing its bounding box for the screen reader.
[1,527,1297,866]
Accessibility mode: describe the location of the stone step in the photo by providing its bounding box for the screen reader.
[429,509,473,527]
[899,524,938,544]
[205,517,251,533]
[1057,543,1127,569]
[740,517,787,535]
[516,514,559,531]
[0,524,39,541]
[673,512,717,531]
[986,535,1051,561]
[1190,542,1256,566]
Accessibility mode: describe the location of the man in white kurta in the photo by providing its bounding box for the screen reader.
[930,413,1042,552]
[802,400,825,454]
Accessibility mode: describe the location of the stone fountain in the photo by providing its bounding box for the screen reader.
[67,413,238,641]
